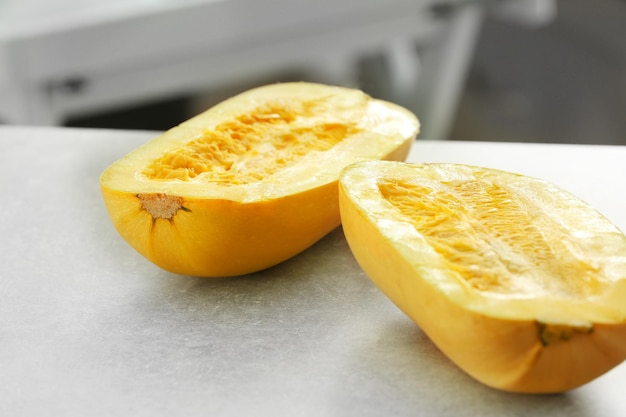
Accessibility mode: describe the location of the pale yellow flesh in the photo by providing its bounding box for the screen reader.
[342,161,626,322]
[101,82,418,202]
[339,161,626,392]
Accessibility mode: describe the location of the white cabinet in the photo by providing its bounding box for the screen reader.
[0,0,489,138]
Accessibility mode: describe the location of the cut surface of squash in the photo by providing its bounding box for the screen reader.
[100,82,419,277]
[339,161,626,393]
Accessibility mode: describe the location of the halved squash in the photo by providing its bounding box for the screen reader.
[100,82,419,277]
[338,161,626,393]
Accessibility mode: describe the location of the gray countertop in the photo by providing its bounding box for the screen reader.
[1,125,625,416]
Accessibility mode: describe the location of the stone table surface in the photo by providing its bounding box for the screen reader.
[1,125,625,416]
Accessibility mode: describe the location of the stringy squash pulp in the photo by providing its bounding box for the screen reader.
[100,82,419,277]
[339,161,626,393]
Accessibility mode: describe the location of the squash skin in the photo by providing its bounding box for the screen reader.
[100,82,418,277]
[338,161,626,393]
[101,180,340,277]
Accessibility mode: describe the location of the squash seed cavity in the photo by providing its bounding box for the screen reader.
[137,193,186,220]
[378,177,605,299]
[142,98,360,184]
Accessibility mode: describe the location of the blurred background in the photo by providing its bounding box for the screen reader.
[1,0,624,144]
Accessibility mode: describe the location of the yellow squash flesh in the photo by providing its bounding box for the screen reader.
[100,82,419,277]
[338,161,626,393]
